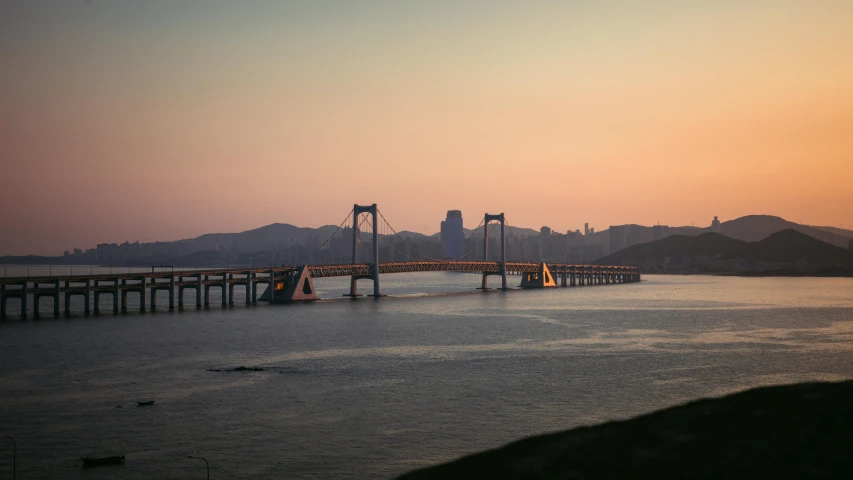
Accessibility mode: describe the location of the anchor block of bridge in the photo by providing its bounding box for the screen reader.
[259,266,318,303]
[519,263,557,289]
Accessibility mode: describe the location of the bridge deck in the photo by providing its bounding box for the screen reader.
[0,262,637,284]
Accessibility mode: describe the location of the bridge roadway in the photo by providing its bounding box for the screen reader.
[0,261,640,319]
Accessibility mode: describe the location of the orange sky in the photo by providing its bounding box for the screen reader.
[1,1,852,255]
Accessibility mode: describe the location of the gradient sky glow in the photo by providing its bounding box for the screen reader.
[2,1,852,255]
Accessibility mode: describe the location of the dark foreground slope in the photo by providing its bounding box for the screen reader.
[397,380,853,480]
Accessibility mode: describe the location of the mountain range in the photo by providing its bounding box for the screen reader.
[1,214,851,265]
[597,229,853,274]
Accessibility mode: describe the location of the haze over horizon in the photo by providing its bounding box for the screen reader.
[2,1,852,256]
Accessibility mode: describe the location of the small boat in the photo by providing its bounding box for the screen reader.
[81,455,125,467]
[137,400,155,407]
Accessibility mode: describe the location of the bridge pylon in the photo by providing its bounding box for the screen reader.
[479,213,508,290]
[345,204,381,298]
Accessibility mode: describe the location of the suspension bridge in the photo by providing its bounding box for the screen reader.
[0,204,639,319]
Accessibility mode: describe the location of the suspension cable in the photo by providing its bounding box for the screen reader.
[317,208,355,251]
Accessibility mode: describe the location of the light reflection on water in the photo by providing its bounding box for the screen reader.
[1,273,852,479]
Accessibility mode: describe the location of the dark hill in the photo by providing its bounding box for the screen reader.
[599,233,747,265]
[172,223,341,254]
[720,215,851,248]
[597,229,851,269]
[745,229,851,264]
[397,380,853,480]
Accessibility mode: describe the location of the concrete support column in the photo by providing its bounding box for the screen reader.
[178,276,184,308]
[204,275,210,306]
[21,282,28,318]
[84,279,91,315]
[150,281,157,311]
[169,274,175,310]
[54,281,60,317]
[0,284,5,320]
[245,274,252,304]
[196,275,202,308]
[113,278,120,314]
[65,281,72,315]
[93,281,100,313]
[251,276,258,303]
[269,271,275,303]
[121,280,128,312]
[139,278,146,312]
[33,282,40,316]
[228,274,235,304]
[222,273,228,306]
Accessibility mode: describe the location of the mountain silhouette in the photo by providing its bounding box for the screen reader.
[598,229,851,268]
[719,215,851,248]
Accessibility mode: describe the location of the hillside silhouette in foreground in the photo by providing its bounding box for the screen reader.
[398,380,853,480]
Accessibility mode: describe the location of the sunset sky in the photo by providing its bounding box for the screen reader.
[1,1,852,255]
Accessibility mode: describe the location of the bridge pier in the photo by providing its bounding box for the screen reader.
[93,279,115,314]
[169,274,175,310]
[204,276,210,306]
[113,279,120,313]
[345,204,382,298]
[53,281,60,316]
[178,277,185,308]
[150,279,157,311]
[177,275,203,308]
[63,280,93,316]
[228,274,235,304]
[84,279,90,314]
[33,282,40,316]
[480,213,507,290]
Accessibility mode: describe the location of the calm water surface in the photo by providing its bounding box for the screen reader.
[1,273,853,479]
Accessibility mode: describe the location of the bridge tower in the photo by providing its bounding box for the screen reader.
[480,213,508,290]
[347,204,381,298]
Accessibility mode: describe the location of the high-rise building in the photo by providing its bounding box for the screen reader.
[540,226,551,236]
[441,210,464,259]
[584,223,589,236]
[711,216,721,233]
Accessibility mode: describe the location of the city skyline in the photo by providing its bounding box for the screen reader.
[2,1,852,255]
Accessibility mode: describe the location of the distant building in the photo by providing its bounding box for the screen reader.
[589,227,595,235]
[440,210,464,259]
[711,216,721,233]
[540,226,551,237]
[609,225,627,253]
[584,223,589,236]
